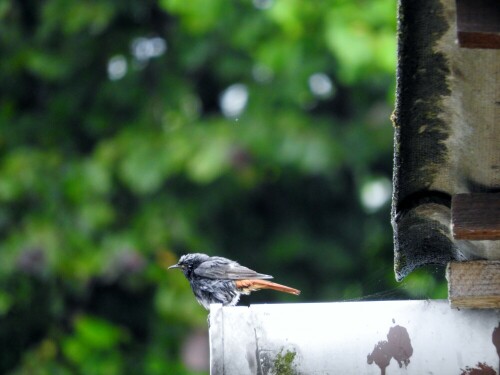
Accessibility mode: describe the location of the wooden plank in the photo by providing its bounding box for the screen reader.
[447,261,500,309]
[456,0,500,49]
[210,301,500,374]
[452,193,500,240]
[458,31,500,49]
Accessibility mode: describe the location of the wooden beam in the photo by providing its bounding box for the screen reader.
[452,193,500,240]
[447,261,500,309]
[210,301,500,374]
[456,0,500,49]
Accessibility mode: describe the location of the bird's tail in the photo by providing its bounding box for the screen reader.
[235,279,300,295]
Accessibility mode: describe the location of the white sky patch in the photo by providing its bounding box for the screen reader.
[220,84,249,118]
[131,37,167,62]
[360,177,392,212]
[308,72,335,98]
[107,55,127,81]
[253,0,274,10]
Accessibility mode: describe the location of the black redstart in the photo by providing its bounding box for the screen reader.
[168,253,300,310]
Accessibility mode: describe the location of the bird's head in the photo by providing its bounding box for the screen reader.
[168,253,209,278]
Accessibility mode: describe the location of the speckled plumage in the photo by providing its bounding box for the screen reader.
[168,253,299,310]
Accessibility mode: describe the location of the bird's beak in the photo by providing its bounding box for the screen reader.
[168,264,181,270]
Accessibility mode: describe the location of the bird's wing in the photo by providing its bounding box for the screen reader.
[194,256,273,280]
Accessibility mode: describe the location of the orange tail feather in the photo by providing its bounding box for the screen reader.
[235,279,300,295]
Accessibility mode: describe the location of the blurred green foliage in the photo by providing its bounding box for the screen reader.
[0,0,446,373]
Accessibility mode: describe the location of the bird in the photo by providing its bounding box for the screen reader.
[168,253,300,310]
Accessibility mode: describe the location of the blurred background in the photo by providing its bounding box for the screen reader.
[0,0,447,374]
